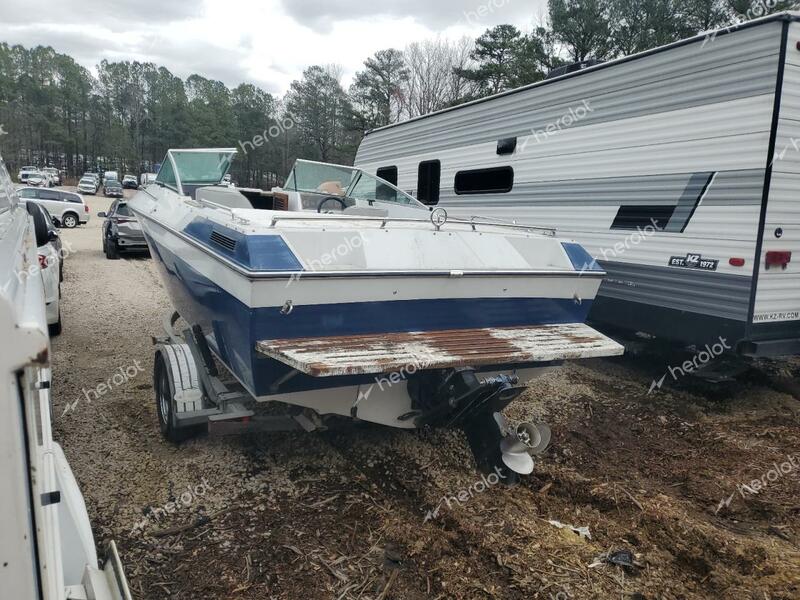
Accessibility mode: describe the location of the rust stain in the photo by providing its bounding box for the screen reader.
[256,323,624,378]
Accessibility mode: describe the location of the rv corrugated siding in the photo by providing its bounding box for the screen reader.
[356,21,784,323]
[754,22,800,325]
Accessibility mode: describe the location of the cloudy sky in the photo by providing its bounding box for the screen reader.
[0,0,548,94]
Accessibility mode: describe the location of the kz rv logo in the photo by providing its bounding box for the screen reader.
[668,253,718,271]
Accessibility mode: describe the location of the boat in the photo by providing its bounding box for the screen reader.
[129,148,623,477]
[0,155,131,599]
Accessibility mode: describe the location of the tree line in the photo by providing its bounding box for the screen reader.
[0,0,790,187]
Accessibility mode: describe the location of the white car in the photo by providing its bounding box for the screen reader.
[104,170,119,183]
[43,167,61,186]
[140,172,157,186]
[26,171,48,187]
[17,165,38,183]
[25,201,62,334]
[18,187,90,228]
[78,176,98,194]
[1,151,132,599]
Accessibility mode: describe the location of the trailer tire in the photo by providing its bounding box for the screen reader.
[154,351,205,443]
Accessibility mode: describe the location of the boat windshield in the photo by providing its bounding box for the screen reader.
[286,159,419,206]
[157,149,236,192]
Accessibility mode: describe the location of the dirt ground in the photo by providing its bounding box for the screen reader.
[50,189,800,600]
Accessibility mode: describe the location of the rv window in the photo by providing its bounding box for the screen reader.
[417,160,441,205]
[376,166,398,186]
[497,138,517,155]
[454,167,514,195]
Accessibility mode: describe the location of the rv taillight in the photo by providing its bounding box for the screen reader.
[729,257,745,267]
[765,251,791,270]
[38,254,49,269]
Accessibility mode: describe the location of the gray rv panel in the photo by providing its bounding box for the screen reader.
[354,15,796,352]
[599,261,753,322]
[439,169,765,209]
[357,24,783,163]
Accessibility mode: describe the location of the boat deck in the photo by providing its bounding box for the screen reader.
[256,323,624,377]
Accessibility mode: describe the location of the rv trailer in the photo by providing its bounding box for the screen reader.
[355,12,800,357]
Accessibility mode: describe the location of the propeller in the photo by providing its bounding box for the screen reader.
[495,414,552,475]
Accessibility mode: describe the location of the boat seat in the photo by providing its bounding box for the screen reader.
[195,186,253,209]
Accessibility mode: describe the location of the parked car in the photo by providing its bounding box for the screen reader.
[24,200,62,334]
[103,170,119,183]
[98,201,148,259]
[103,179,123,198]
[17,165,37,183]
[122,174,138,189]
[140,172,157,186]
[26,171,47,187]
[78,176,98,194]
[18,187,90,228]
[43,167,61,186]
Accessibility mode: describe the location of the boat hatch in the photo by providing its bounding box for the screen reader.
[256,323,624,377]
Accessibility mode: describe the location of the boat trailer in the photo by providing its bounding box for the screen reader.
[153,311,622,481]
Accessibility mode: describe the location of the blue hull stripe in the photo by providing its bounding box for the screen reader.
[145,232,592,397]
[562,242,602,273]
[184,218,303,272]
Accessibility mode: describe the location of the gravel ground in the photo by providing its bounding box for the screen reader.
[51,188,800,599]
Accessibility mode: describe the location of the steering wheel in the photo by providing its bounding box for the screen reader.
[317,196,347,213]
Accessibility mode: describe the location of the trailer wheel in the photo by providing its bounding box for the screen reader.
[154,351,205,443]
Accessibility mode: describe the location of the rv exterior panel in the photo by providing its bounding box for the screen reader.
[356,13,800,356]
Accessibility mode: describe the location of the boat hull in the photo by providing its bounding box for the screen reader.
[139,213,600,398]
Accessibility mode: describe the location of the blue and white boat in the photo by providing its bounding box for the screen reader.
[129,149,623,476]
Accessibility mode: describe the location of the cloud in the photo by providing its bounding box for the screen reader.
[0,21,276,92]
[0,25,128,65]
[0,0,200,28]
[0,0,545,95]
[279,0,534,32]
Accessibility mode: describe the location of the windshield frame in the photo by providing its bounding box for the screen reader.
[157,148,237,195]
[285,159,424,208]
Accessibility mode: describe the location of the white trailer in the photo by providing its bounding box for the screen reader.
[355,12,800,357]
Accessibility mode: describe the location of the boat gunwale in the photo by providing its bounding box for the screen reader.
[130,190,606,281]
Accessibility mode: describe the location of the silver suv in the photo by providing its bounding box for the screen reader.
[17,187,90,228]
